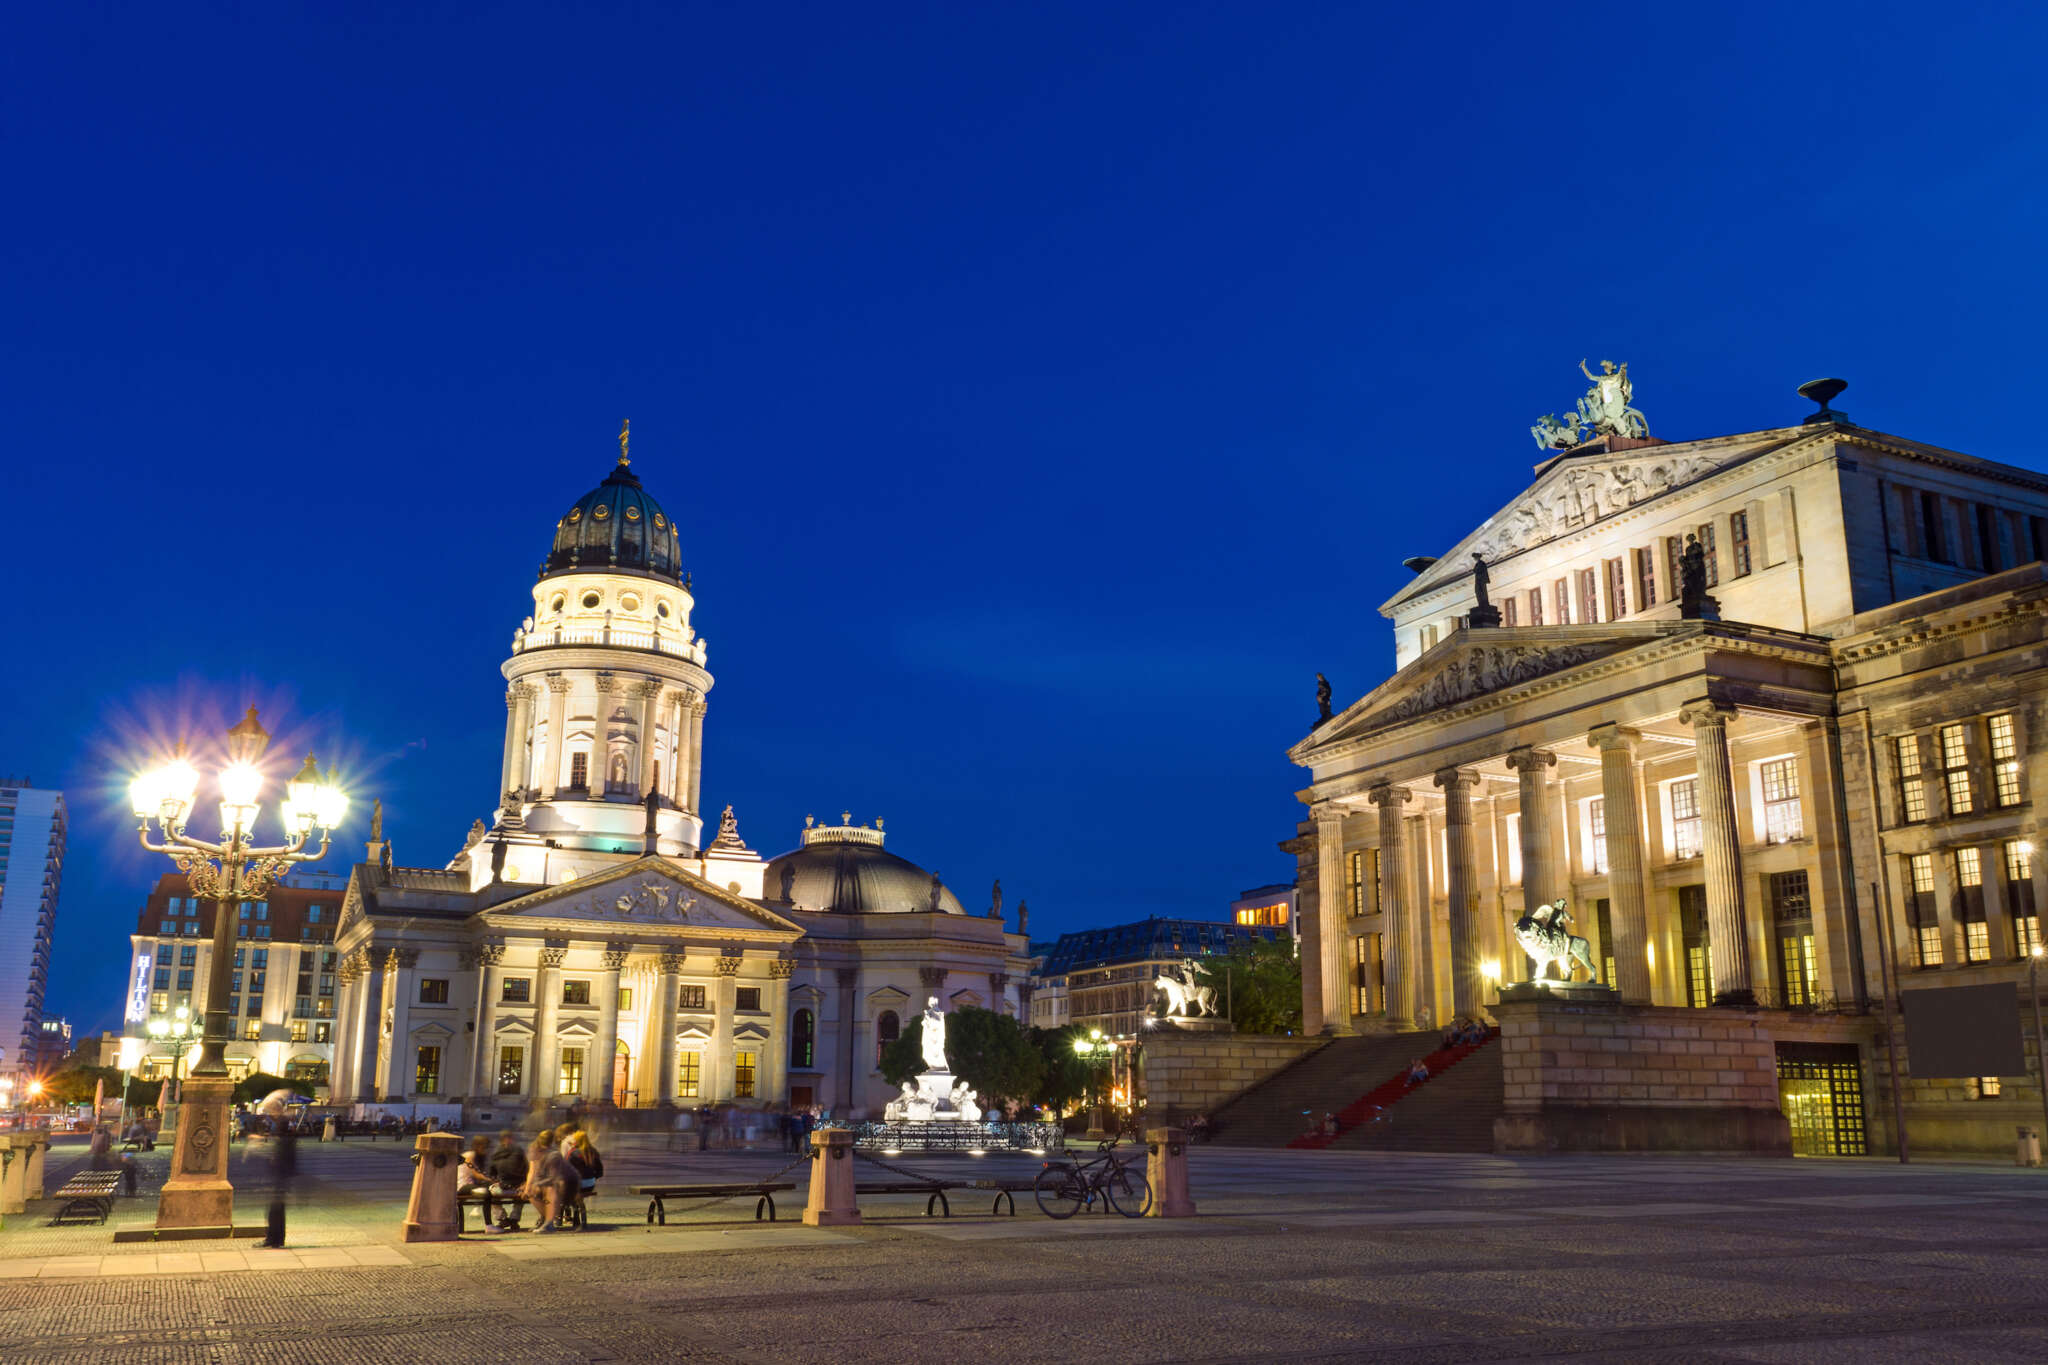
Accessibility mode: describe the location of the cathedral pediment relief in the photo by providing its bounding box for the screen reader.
[1317,633,1642,744]
[482,857,800,938]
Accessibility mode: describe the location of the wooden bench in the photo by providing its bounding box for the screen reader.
[962,1178,1037,1216]
[629,1181,796,1225]
[457,1185,528,1232]
[50,1170,124,1225]
[855,1181,953,1217]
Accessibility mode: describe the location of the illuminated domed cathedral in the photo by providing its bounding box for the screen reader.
[327,430,1028,1119]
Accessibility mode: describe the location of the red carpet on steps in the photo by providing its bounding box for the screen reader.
[1286,1029,1498,1151]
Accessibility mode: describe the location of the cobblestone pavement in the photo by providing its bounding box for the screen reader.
[4,1134,2047,1361]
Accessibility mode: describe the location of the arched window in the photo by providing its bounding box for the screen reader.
[875,1009,899,1066]
[790,1008,815,1069]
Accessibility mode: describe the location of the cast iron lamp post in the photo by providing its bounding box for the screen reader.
[145,1006,199,1103]
[129,707,347,1232]
[1073,1028,1115,1137]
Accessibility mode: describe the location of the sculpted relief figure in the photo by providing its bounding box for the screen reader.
[920,996,949,1073]
[1380,644,1601,726]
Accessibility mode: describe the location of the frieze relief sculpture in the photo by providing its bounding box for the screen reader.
[1375,643,1603,726]
[546,873,698,923]
[1468,450,1722,563]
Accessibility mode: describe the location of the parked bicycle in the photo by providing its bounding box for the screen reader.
[1033,1139,1152,1219]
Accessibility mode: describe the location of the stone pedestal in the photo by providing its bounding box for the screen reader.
[402,1131,464,1242]
[802,1128,861,1227]
[0,1135,25,1216]
[1151,1016,1234,1035]
[20,1133,48,1201]
[1145,1127,1195,1219]
[156,1076,235,1233]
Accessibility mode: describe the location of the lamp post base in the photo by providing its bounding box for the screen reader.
[156,1075,236,1233]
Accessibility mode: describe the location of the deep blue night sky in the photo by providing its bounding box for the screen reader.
[6,4,2046,1037]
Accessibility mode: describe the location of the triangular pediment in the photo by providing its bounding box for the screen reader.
[1386,430,1803,612]
[1300,625,1674,753]
[479,857,801,939]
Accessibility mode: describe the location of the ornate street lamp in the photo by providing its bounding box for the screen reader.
[145,1006,199,1102]
[1073,1028,1116,1138]
[129,707,347,1233]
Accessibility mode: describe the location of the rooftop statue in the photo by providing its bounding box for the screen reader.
[1576,359,1649,439]
[1315,672,1333,723]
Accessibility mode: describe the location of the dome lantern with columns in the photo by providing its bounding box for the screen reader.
[471,431,715,888]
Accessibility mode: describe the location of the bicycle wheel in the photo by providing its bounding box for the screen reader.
[1034,1164,1086,1220]
[1107,1166,1152,1218]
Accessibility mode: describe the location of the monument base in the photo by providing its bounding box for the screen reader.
[1152,1016,1235,1035]
[156,1075,235,1232]
[1497,980,1620,1006]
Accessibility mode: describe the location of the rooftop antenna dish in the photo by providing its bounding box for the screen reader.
[1797,378,1849,425]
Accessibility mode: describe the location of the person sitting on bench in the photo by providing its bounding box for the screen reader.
[488,1130,530,1231]
[458,1136,500,1230]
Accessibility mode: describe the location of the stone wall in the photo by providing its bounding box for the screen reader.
[1141,1033,1326,1117]
[1493,990,1793,1154]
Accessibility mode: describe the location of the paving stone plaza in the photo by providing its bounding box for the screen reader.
[3,1135,2046,1361]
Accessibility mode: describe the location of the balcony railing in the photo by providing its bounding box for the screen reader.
[513,622,706,665]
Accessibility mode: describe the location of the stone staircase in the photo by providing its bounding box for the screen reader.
[1205,1029,1504,1153]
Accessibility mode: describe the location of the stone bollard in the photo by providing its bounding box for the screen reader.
[2019,1126,2043,1168]
[0,1136,22,1219]
[1145,1127,1196,1218]
[402,1131,465,1242]
[801,1128,861,1227]
[322,1116,336,1143]
[23,1132,47,1201]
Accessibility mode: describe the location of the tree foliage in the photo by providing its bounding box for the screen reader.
[232,1071,305,1105]
[40,1066,122,1105]
[1030,1025,1095,1116]
[878,1006,1047,1109]
[1191,935,1303,1035]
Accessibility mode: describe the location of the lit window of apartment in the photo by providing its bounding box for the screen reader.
[1908,853,1941,966]
[1345,850,1366,915]
[1577,568,1599,624]
[1554,578,1571,625]
[1972,1075,2003,1098]
[676,1050,701,1099]
[1896,735,1928,823]
[1502,596,1517,627]
[1988,713,2021,806]
[1772,870,1815,1007]
[1731,510,1753,576]
[2007,840,2040,956]
[1761,758,1803,843]
[1604,558,1628,619]
[1587,798,1609,875]
[1954,847,1989,962]
[1671,779,1701,860]
[1527,588,1543,625]
[1634,546,1657,609]
[1696,522,1719,587]
[1939,723,1974,814]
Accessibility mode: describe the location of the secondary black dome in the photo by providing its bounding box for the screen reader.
[544,459,685,584]
[762,821,967,916]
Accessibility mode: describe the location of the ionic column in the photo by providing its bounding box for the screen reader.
[1589,724,1654,1002]
[634,680,663,801]
[711,952,742,1099]
[593,943,627,1104]
[533,943,566,1098]
[655,953,682,1105]
[1368,783,1415,1029]
[1680,700,1753,998]
[472,944,504,1096]
[381,949,418,1099]
[1505,747,1558,915]
[1309,806,1349,1036]
[686,700,707,814]
[1435,767,1485,1022]
[540,675,571,799]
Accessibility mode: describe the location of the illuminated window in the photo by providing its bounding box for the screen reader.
[1346,850,1365,915]
[1761,759,1803,843]
[1907,853,1940,967]
[1604,557,1628,619]
[1671,779,1701,860]
[562,980,590,1006]
[734,1051,757,1099]
[1916,924,1944,967]
[1973,1075,2002,1099]
[1587,798,1609,875]
[676,1050,701,1099]
[1696,522,1719,586]
[559,1047,584,1096]
[1731,510,1753,576]
[1939,723,1973,814]
[2008,841,2039,956]
[290,1019,308,1043]
[1665,536,1684,601]
[1502,596,1517,627]
[1554,578,1571,624]
[617,987,634,1011]
[1896,735,1927,823]
[678,985,707,1010]
[497,1046,525,1095]
[569,752,589,789]
[1352,933,1378,1015]
[1635,546,1657,608]
[243,1017,262,1040]
[1964,920,1990,964]
[501,977,530,1003]
[416,1045,441,1095]
[1989,713,2021,806]
[1527,588,1543,626]
[1577,568,1599,624]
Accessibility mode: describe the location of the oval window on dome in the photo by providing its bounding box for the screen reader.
[623,505,640,521]
[566,507,582,523]
[621,593,640,612]
[581,591,602,609]
[656,601,670,619]
[653,512,665,529]
[592,503,610,521]
[550,594,566,614]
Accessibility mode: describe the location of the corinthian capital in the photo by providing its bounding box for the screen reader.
[1678,698,1737,730]
[1366,782,1413,809]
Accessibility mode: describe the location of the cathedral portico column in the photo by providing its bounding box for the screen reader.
[686,700,707,815]
[353,950,384,1103]
[331,958,360,1100]
[633,680,663,801]
[472,943,504,1097]
[1588,725,1654,1003]
[382,949,418,1099]
[534,943,567,1100]
[1368,783,1415,1030]
[1681,700,1753,998]
[502,684,535,801]
[1505,747,1558,916]
[763,958,793,1104]
[711,952,741,1100]
[835,967,860,1110]
[1435,768,1485,1023]
[540,675,571,799]
[593,943,627,1105]
[1309,805,1349,1036]
[655,953,683,1105]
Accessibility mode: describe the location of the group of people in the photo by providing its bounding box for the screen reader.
[779,1106,821,1154]
[459,1124,605,1233]
[1440,1019,1489,1049]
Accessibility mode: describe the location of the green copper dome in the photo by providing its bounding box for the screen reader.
[544,460,685,584]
